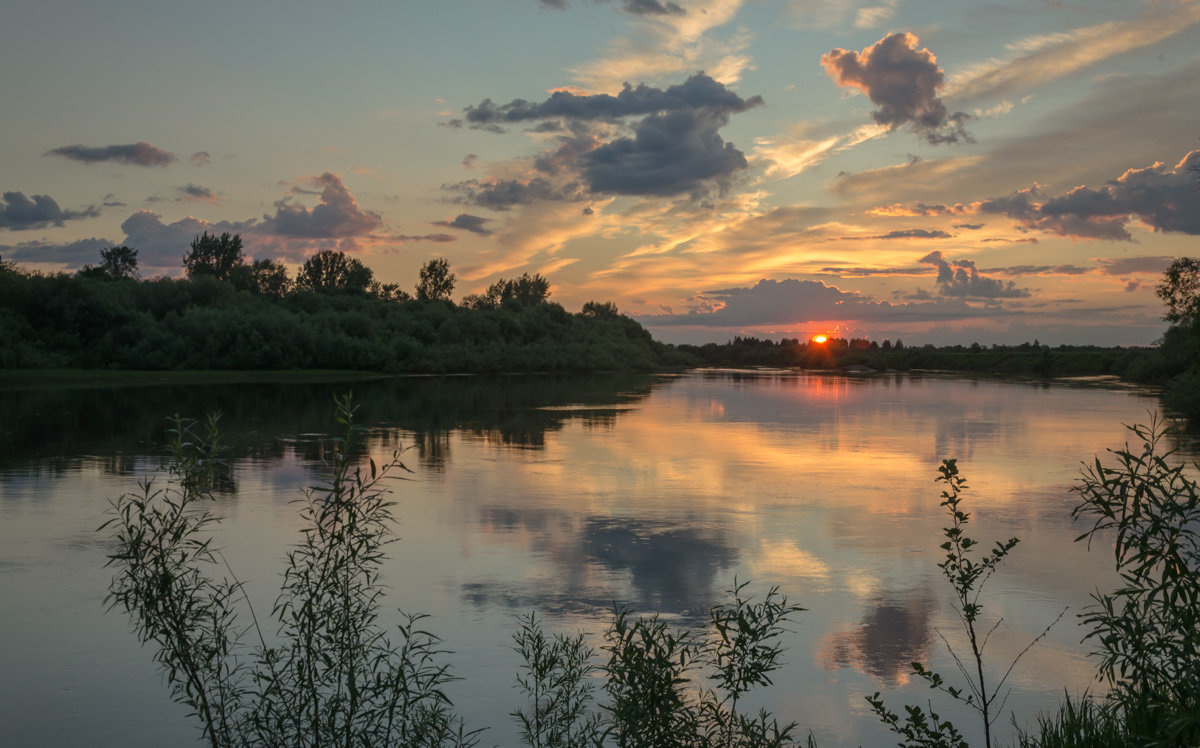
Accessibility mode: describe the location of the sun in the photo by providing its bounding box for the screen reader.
[812,335,828,344]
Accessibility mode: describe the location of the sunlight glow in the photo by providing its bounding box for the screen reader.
[812,335,828,344]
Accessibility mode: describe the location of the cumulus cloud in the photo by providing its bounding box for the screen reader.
[119,211,254,268]
[821,32,972,144]
[47,141,176,167]
[582,107,750,196]
[979,151,1200,240]
[636,277,1012,328]
[432,213,495,235]
[262,172,382,238]
[189,151,211,166]
[0,191,99,230]
[919,251,1030,299]
[449,73,762,202]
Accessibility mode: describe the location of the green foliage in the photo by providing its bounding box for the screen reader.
[417,257,456,301]
[184,232,246,282]
[80,245,141,280]
[582,301,620,318]
[1156,257,1200,325]
[295,249,374,294]
[512,581,805,748]
[512,613,604,748]
[1072,417,1200,745]
[103,397,476,747]
[869,460,1062,748]
[249,258,292,298]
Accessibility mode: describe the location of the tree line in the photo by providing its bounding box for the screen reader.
[0,235,693,373]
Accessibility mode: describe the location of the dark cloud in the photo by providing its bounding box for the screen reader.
[462,73,760,128]
[262,172,382,238]
[582,108,749,196]
[189,151,211,166]
[0,191,99,230]
[919,251,1030,299]
[821,32,972,145]
[432,213,494,235]
[446,177,585,210]
[461,153,479,168]
[636,277,1013,328]
[0,236,112,265]
[977,151,1200,240]
[449,74,761,204]
[176,184,221,204]
[870,228,953,240]
[47,141,176,167]
[1094,255,1174,275]
[119,211,254,268]
[818,265,927,276]
[954,223,984,230]
[538,0,685,15]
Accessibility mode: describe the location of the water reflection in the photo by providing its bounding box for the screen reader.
[818,589,937,685]
[464,508,737,618]
[0,373,662,479]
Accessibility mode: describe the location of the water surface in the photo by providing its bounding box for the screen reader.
[0,371,1190,746]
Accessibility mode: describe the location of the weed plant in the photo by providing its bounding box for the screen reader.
[867,459,1064,748]
[103,396,477,747]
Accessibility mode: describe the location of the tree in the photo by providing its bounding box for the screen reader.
[581,300,619,318]
[184,232,245,282]
[250,258,291,298]
[79,245,140,280]
[468,273,551,310]
[370,282,412,303]
[295,250,374,294]
[1156,257,1200,325]
[416,257,455,301]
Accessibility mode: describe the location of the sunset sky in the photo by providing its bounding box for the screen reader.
[2,0,1197,345]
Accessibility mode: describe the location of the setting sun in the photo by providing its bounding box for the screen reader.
[812,335,828,344]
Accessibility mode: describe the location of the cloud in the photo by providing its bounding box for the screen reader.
[867,202,968,217]
[1094,255,1174,276]
[821,32,972,144]
[189,151,211,166]
[461,73,760,128]
[582,107,750,196]
[919,251,1030,299]
[47,141,176,167]
[451,73,762,201]
[979,151,1200,240]
[446,176,586,210]
[262,172,382,238]
[567,0,750,93]
[176,184,222,205]
[0,236,112,265]
[432,213,495,235]
[946,2,1200,102]
[0,191,99,230]
[539,0,685,14]
[636,277,1013,328]
[118,211,254,269]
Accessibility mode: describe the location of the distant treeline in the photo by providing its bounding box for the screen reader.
[0,240,693,373]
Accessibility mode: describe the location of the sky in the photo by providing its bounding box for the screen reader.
[2,0,1198,346]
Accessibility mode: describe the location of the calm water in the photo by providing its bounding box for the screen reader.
[0,371,1192,746]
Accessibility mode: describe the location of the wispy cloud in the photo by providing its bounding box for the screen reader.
[946,2,1200,102]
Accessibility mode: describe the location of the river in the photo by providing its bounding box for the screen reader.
[0,371,1191,746]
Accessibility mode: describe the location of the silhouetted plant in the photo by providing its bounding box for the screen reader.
[103,396,476,747]
[868,460,1063,748]
[1072,416,1200,745]
[512,581,806,748]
